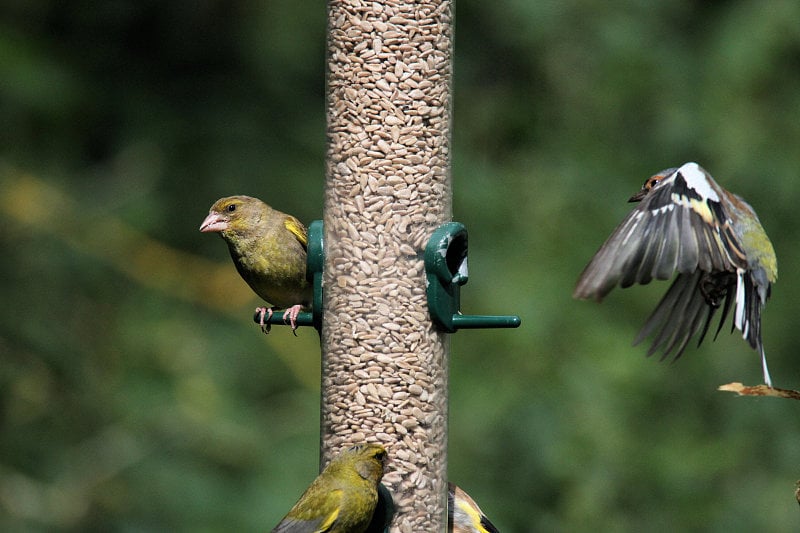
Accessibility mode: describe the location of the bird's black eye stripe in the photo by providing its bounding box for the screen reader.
[226,204,237,212]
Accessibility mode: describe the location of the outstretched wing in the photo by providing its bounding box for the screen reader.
[574,164,747,301]
[633,270,738,361]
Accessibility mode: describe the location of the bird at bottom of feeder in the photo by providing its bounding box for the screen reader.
[200,195,311,334]
[271,443,388,533]
[574,162,777,386]
[448,482,500,533]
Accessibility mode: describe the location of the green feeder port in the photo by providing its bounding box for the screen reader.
[424,222,522,333]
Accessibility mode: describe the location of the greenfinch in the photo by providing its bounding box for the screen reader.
[448,483,500,533]
[272,443,388,533]
[200,195,311,333]
[574,162,776,385]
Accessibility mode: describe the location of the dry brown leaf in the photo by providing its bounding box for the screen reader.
[718,382,800,400]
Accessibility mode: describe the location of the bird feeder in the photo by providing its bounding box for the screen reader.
[318,1,517,531]
[323,1,453,529]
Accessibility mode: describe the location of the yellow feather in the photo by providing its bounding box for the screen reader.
[315,494,341,532]
[284,215,308,249]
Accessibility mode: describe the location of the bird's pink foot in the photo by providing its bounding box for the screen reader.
[256,307,274,334]
[282,304,304,335]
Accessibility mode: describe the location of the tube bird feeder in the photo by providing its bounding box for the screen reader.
[323,0,453,530]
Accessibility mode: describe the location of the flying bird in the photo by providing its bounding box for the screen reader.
[200,195,310,333]
[574,162,777,386]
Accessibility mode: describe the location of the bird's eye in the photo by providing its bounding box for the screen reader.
[645,177,661,191]
[226,204,237,212]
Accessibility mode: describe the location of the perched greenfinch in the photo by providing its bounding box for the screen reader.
[272,443,388,533]
[574,162,777,385]
[200,195,311,333]
[448,483,499,533]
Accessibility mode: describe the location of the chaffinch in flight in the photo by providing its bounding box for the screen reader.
[574,162,777,386]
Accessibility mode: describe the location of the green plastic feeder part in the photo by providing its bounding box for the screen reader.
[253,220,521,334]
[424,222,521,333]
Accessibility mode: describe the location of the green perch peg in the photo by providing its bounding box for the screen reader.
[424,222,522,333]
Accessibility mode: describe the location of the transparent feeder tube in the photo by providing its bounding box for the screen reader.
[322,0,453,531]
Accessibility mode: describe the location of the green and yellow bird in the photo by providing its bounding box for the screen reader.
[271,443,388,533]
[448,483,500,533]
[574,162,777,385]
[200,195,310,333]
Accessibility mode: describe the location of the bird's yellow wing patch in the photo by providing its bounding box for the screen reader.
[315,489,342,532]
[284,216,308,249]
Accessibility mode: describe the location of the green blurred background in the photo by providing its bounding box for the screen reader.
[2,1,799,531]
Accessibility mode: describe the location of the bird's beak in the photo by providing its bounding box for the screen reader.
[199,212,228,232]
[628,189,648,203]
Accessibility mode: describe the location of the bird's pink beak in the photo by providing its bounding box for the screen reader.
[199,212,228,233]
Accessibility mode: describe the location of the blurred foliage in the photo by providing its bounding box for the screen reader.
[1,0,799,531]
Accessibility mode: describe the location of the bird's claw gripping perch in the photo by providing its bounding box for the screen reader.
[282,304,304,336]
[256,307,273,334]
